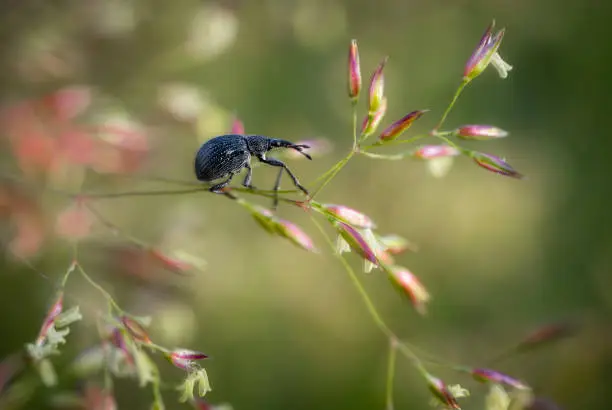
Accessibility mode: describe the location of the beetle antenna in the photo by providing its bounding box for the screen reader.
[289,144,312,160]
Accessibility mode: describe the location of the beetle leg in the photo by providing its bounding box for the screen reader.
[272,167,283,210]
[256,156,309,197]
[242,163,256,190]
[209,174,236,199]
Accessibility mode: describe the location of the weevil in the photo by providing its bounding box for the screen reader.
[194,134,311,205]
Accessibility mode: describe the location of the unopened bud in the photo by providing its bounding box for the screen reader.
[464,21,506,81]
[387,266,430,315]
[471,151,523,179]
[367,57,388,113]
[348,39,361,100]
[379,110,428,142]
[275,219,318,253]
[361,97,387,138]
[455,125,508,140]
[412,144,460,160]
[320,204,376,229]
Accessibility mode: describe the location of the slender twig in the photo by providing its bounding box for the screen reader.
[432,79,470,132]
[386,338,398,410]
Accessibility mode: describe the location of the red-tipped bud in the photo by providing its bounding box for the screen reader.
[361,97,387,138]
[321,204,376,229]
[121,316,151,344]
[455,125,508,140]
[367,57,388,113]
[110,328,134,365]
[425,374,461,409]
[36,292,64,346]
[334,222,378,265]
[471,151,523,179]
[149,249,193,275]
[275,219,318,253]
[348,39,361,100]
[412,145,460,160]
[387,266,430,315]
[464,21,505,81]
[169,349,208,371]
[230,116,245,134]
[471,368,528,389]
[379,110,428,142]
[377,234,418,254]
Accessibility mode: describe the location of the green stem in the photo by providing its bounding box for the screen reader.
[433,79,470,132]
[351,100,358,150]
[309,151,355,199]
[386,339,397,410]
[361,134,430,149]
[75,262,123,314]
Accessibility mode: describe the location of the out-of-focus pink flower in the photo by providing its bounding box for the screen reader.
[55,198,94,240]
[425,373,460,409]
[412,145,460,160]
[230,116,245,134]
[275,219,318,253]
[471,368,527,389]
[121,316,152,344]
[36,292,64,347]
[387,266,430,314]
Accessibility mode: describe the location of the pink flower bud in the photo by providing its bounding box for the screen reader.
[471,368,527,389]
[348,39,361,100]
[230,116,245,134]
[169,349,208,371]
[334,222,378,265]
[36,292,64,346]
[110,328,134,366]
[379,110,428,142]
[387,266,430,315]
[464,21,505,81]
[455,125,508,140]
[367,57,388,113]
[121,316,151,344]
[425,374,460,409]
[361,97,387,138]
[471,151,523,179]
[275,219,318,253]
[412,145,460,160]
[149,249,193,275]
[321,204,376,229]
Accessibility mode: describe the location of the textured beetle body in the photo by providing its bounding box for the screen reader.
[194,134,311,205]
[195,134,251,182]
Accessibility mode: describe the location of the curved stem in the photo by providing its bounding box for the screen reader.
[386,339,397,410]
[433,79,470,132]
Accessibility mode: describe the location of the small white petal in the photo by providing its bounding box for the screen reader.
[491,52,513,79]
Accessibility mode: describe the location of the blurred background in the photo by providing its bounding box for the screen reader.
[0,0,610,409]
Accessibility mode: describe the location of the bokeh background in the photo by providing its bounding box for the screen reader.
[1,0,610,409]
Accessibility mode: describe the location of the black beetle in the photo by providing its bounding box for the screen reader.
[194,134,311,203]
